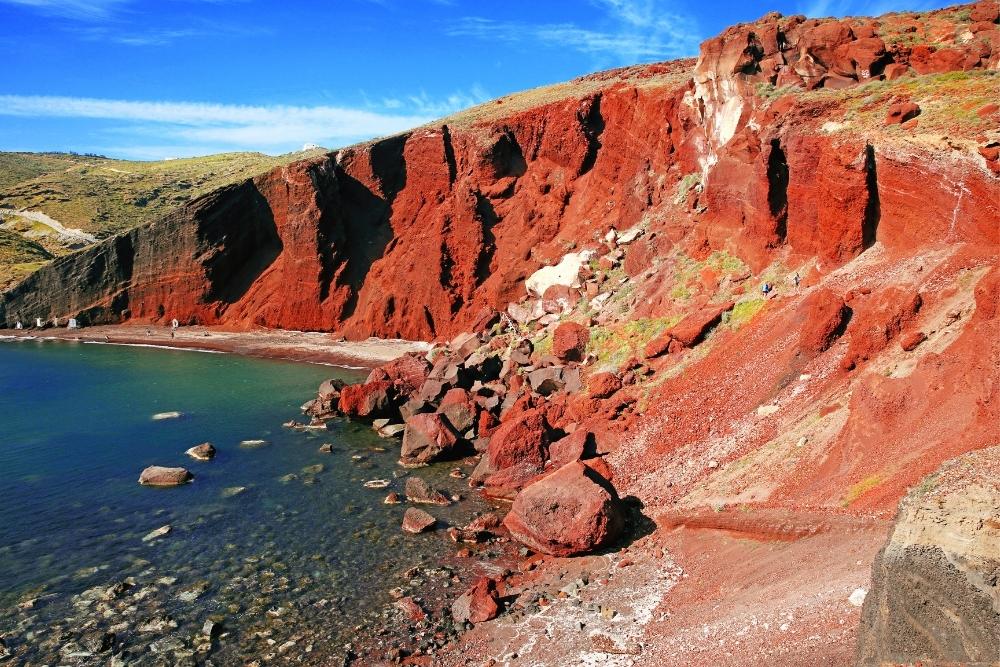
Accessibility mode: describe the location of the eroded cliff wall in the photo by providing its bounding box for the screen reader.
[1,3,997,340]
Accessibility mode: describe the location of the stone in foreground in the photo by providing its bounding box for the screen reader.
[856,446,1000,665]
[138,466,193,487]
[503,461,623,557]
[451,576,500,624]
[401,507,436,534]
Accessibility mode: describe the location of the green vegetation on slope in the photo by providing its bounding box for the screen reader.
[0,149,327,236]
[0,148,326,290]
[0,228,53,291]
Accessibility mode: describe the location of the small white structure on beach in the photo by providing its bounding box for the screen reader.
[68,318,79,329]
[171,318,179,329]
[15,321,22,329]
[35,317,44,328]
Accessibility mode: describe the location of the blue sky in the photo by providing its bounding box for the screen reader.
[0,0,953,160]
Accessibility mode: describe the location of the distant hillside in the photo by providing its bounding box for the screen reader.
[0,149,326,289]
[0,228,53,291]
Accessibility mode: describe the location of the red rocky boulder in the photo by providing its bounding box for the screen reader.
[841,288,922,371]
[366,352,431,398]
[484,406,549,472]
[503,461,624,557]
[548,430,597,468]
[338,381,394,418]
[451,576,500,625]
[885,102,920,125]
[552,322,590,362]
[798,288,850,354]
[645,302,733,358]
[400,413,460,466]
[587,372,622,399]
[401,507,436,533]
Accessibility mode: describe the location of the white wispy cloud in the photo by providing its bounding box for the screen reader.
[446,0,701,62]
[0,92,487,159]
[800,0,947,18]
[0,0,129,20]
[376,85,491,117]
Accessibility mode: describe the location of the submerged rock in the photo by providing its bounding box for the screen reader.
[401,508,436,534]
[239,439,269,448]
[404,476,451,506]
[138,466,192,487]
[142,525,172,542]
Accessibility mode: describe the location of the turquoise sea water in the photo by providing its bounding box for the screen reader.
[0,340,482,665]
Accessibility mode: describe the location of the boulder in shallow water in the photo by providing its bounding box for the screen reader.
[401,507,436,533]
[399,413,460,467]
[404,476,452,506]
[185,442,215,461]
[138,466,192,487]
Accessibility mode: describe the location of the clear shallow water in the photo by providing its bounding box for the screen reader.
[0,341,484,665]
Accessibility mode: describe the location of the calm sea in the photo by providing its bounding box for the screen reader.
[0,340,480,664]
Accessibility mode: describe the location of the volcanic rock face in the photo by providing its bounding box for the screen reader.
[3,1,997,339]
[857,446,1000,665]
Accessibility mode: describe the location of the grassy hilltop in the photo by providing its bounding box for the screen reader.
[0,149,326,290]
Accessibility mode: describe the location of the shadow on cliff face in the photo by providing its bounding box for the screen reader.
[767,139,789,242]
[578,94,605,176]
[202,182,283,305]
[862,143,881,249]
[335,134,407,320]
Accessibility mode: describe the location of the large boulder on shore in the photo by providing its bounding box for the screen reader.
[503,461,624,556]
[338,381,394,418]
[139,466,192,487]
[856,446,1000,665]
[366,352,431,398]
[399,413,460,467]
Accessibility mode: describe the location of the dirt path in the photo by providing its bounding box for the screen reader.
[442,510,889,666]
